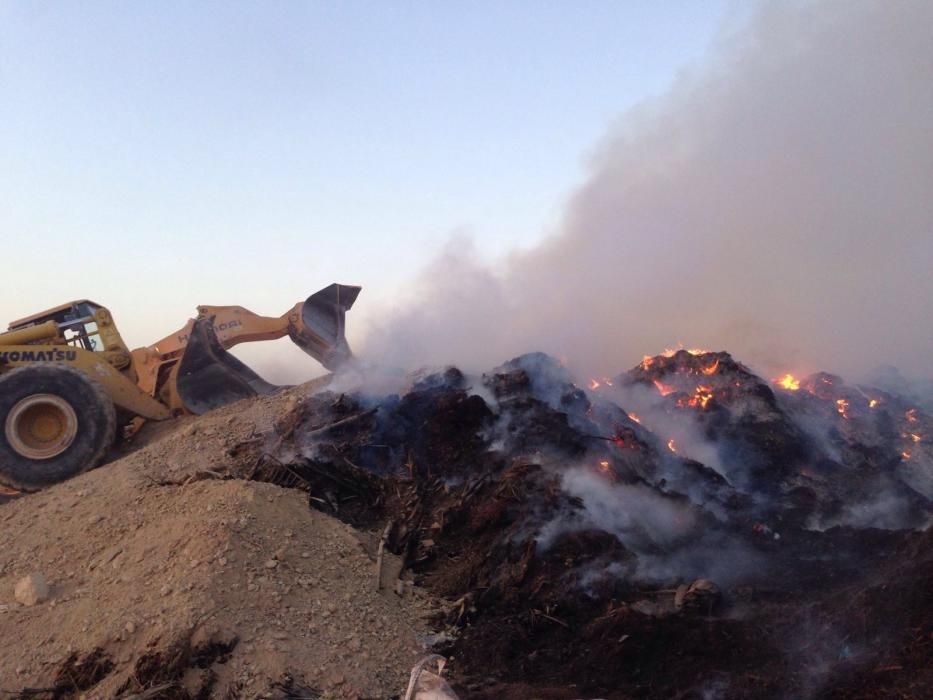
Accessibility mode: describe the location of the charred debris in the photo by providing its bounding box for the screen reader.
[237,349,931,699]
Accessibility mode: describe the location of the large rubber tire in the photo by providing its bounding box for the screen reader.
[0,364,116,491]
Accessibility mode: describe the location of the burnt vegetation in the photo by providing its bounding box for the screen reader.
[236,349,932,699]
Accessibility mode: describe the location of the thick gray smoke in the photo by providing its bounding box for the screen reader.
[362,1,933,380]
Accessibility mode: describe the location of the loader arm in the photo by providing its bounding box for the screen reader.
[131,283,360,412]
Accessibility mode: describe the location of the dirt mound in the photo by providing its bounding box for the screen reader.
[0,390,434,698]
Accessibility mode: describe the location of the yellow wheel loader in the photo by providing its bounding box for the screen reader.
[0,284,360,492]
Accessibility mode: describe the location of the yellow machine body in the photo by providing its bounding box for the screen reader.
[0,285,359,491]
[0,283,360,419]
[0,302,169,420]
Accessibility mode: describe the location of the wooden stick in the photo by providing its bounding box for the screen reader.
[375,520,394,591]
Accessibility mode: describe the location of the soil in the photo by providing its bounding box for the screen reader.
[0,384,436,699]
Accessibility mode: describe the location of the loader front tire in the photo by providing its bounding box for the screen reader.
[0,364,116,491]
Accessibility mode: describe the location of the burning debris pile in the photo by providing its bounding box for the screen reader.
[238,348,932,699]
[2,347,928,699]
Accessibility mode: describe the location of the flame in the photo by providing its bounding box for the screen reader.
[868,398,880,408]
[775,374,800,391]
[678,385,715,409]
[611,434,638,450]
[643,345,711,366]
[902,450,911,460]
[653,379,677,396]
[628,412,641,424]
[906,409,918,423]
[701,359,720,375]
[836,399,850,418]
[588,378,600,390]
[667,438,677,453]
[598,459,610,472]
[909,433,922,443]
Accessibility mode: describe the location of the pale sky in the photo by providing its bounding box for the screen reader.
[1,1,730,379]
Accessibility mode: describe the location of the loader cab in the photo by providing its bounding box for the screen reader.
[7,301,133,367]
[61,303,105,352]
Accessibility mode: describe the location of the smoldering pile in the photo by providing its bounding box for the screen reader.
[240,349,932,699]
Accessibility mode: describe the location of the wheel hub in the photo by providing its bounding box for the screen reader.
[5,394,78,460]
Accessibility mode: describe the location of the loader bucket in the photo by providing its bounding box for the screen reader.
[290,283,361,371]
[176,317,279,415]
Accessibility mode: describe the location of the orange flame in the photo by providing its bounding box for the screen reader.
[598,459,610,472]
[628,412,641,424]
[902,450,912,460]
[653,379,676,396]
[868,398,880,408]
[644,345,711,365]
[701,359,720,375]
[678,385,715,409]
[775,374,800,391]
[589,378,600,390]
[909,433,922,443]
[667,438,677,453]
[906,409,918,423]
[836,399,850,418]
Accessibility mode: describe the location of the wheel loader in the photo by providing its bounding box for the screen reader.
[0,283,360,492]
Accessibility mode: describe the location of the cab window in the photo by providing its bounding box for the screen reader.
[64,321,103,351]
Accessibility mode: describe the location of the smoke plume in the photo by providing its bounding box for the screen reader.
[362,0,933,381]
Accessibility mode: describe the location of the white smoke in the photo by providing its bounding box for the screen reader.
[536,465,766,585]
[361,1,933,381]
[537,467,698,552]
